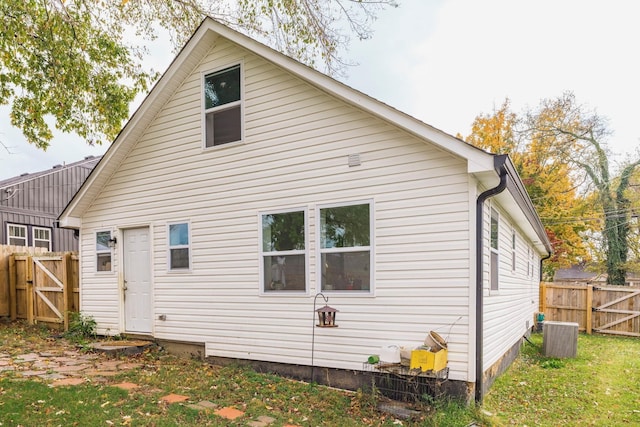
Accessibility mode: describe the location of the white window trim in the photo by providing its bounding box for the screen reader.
[316,199,374,296]
[7,223,27,246]
[258,207,309,296]
[201,61,244,150]
[33,226,52,251]
[95,230,113,273]
[167,221,192,272]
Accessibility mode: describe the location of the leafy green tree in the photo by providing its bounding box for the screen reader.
[464,99,590,280]
[524,92,640,285]
[1,0,396,149]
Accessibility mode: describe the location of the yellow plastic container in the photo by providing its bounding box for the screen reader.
[410,349,448,372]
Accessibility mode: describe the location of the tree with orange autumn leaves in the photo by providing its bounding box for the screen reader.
[463,98,592,280]
[465,93,640,283]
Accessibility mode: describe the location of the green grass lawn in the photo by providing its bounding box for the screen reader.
[1,321,638,426]
[483,333,640,426]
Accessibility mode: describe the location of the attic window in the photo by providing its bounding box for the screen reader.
[204,64,242,147]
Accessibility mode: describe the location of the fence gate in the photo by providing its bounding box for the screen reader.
[9,253,78,330]
[540,282,640,337]
[592,286,640,337]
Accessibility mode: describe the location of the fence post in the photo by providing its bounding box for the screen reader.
[9,254,16,320]
[539,282,547,314]
[63,253,73,331]
[26,256,34,325]
[586,285,593,334]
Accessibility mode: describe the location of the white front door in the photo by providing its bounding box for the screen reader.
[123,227,152,333]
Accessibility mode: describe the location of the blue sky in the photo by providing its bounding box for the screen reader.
[1,0,638,179]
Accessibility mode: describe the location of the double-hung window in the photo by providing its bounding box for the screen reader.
[33,227,52,250]
[490,208,499,291]
[260,210,306,293]
[168,222,190,270]
[319,202,372,292]
[203,64,242,147]
[96,231,112,272]
[7,224,27,246]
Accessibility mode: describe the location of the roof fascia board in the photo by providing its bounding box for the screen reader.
[498,156,552,254]
[59,21,218,224]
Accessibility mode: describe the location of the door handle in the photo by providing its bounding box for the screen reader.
[123,280,128,291]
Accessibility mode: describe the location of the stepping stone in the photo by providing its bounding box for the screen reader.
[0,366,15,372]
[117,362,143,370]
[193,401,218,410]
[15,353,40,362]
[214,407,244,420]
[95,360,123,371]
[83,369,120,377]
[54,364,90,373]
[0,360,11,366]
[248,415,276,426]
[51,357,83,365]
[39,373,67,380]
[186,401,215,411]
[21,370,47,377]
[51,378,85,387]
[160,393,189,404]
[113,382,139,391]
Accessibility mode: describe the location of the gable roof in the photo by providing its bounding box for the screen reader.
[0,155,100,189]
[58,18,551,255]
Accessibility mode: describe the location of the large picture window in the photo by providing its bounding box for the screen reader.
[96,231,112,272]
[168,222,190,270]
[204,64,242,147]
[7,224,27,246]
[319,202,372,292]
[260,210,306,293]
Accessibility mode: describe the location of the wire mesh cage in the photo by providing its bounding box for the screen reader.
[363,363,449,402]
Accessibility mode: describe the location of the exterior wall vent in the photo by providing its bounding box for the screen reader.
[348,153,361,167]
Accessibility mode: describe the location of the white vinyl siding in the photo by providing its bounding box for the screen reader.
[77,39,474,381]
[483,205,541,372]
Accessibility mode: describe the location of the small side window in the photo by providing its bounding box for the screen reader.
[169,222,190,270]
[96,231,112,272]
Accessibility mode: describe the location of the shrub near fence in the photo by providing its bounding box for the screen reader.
[540,282,640,337]
[0,245,79,330]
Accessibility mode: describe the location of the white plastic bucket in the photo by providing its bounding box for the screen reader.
[379,344,401,363]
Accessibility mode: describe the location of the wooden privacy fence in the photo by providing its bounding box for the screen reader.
[540,282,640,337]
[1,249,79,330]
[0,245,47,317]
